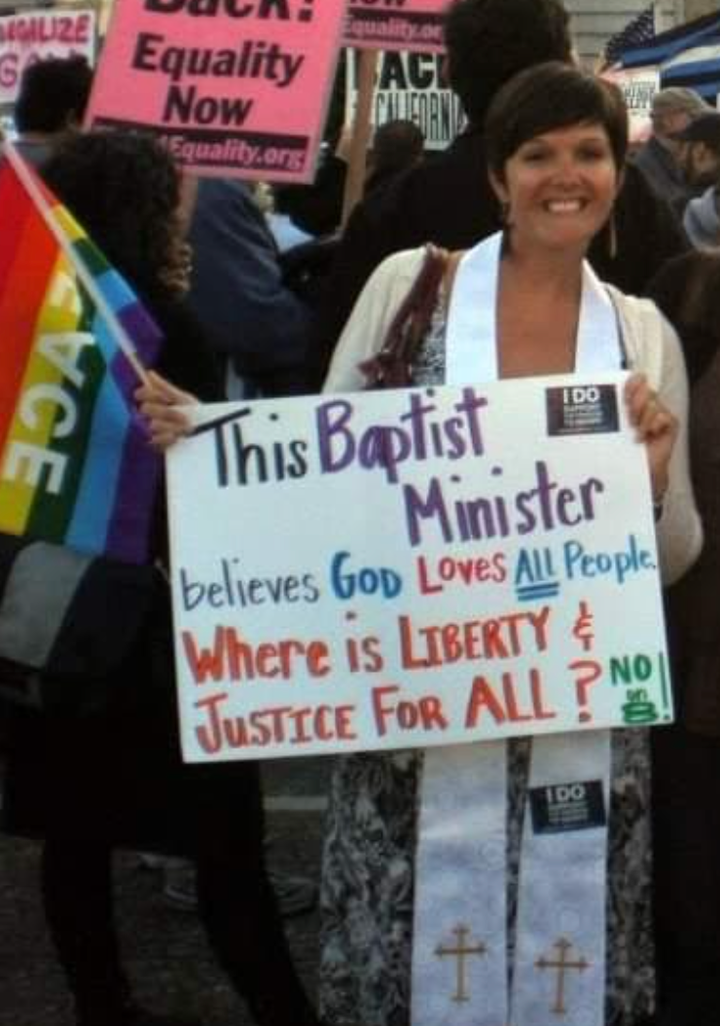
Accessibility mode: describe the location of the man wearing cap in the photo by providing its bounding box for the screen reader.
[672,112,720,248]
[675,111,720,188]
[632,87,711,210]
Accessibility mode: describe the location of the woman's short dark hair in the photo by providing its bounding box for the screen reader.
[444,0,572,128]
[485,62,629,182]
[43,131,182,300]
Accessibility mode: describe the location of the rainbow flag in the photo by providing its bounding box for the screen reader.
[0,150,163,564]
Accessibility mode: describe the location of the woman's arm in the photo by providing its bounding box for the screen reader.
[653,311,704,584]
[623,372,677,505]
[617,292,703,585]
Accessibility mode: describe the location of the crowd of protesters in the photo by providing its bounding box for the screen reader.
[3,2,720,1026]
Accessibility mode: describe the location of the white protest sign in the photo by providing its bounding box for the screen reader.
[167,374,672,763]
[345,49,465,151]
[0,10,96,106]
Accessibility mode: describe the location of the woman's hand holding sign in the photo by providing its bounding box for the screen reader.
[623,372,678,506]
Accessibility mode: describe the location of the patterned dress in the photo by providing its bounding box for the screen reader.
[318,303,654,1026]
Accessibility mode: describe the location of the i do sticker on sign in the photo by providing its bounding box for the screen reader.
[166,374,672,763]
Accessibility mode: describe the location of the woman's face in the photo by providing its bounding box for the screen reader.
[491,121,620,255]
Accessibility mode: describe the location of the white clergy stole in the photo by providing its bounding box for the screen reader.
[411,233,621,1026]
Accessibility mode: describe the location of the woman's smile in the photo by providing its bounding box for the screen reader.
[544,198,586,213]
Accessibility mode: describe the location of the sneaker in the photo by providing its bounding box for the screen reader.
[161,864,317,918]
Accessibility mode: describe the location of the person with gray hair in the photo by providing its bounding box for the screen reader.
[631,86,711,210]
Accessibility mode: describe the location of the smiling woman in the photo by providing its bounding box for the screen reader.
[482,62,628,378]
[317,60,702,1026]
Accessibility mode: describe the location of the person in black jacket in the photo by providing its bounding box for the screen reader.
[316,0,688,374]
[646,251,720,1026]
[12,54,93,170]
[186,177,318,400]
[0,132,322,1026]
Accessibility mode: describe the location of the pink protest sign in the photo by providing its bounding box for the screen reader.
[344,0,447,54]
[85,0,345,182]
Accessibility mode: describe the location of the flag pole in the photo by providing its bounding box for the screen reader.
[2,140,150,386]
[342,48,379,227]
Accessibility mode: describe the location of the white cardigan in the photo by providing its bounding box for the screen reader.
[324,247,702,586]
